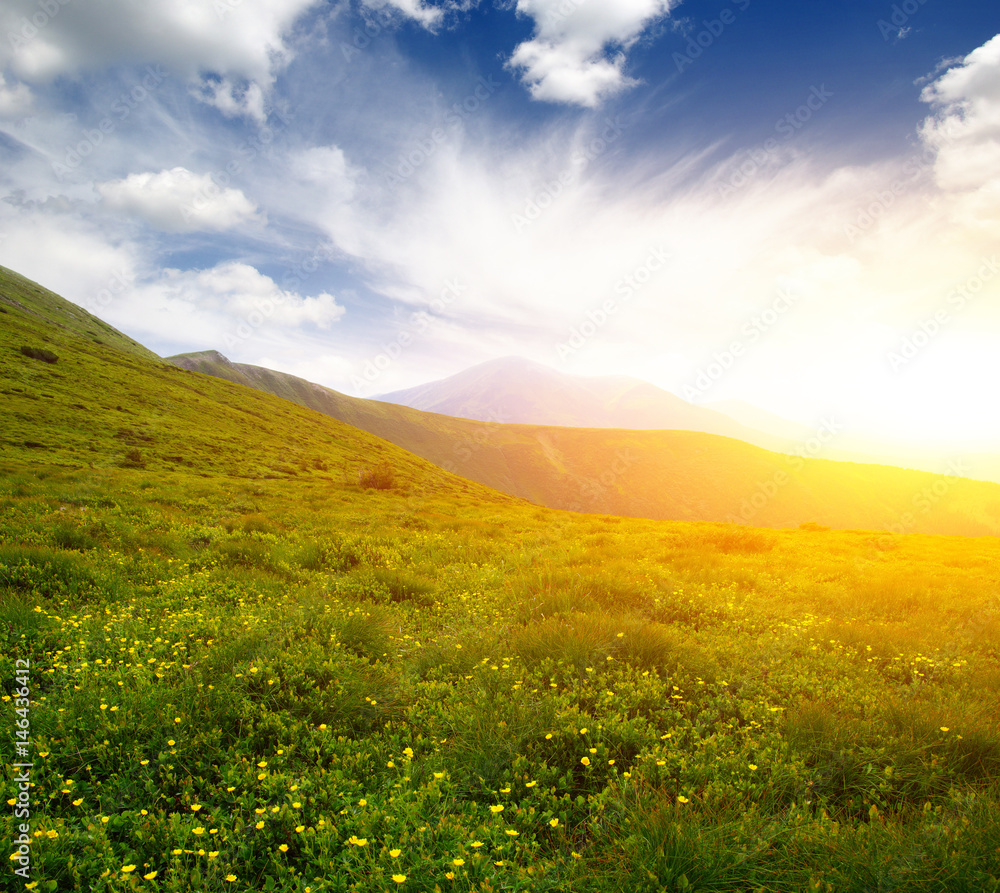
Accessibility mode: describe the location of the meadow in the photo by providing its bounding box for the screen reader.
[2,266,1000,891]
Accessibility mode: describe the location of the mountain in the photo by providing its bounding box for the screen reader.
[377,356,790,449]
[382,358,1000,487]
[166,351,1000,536]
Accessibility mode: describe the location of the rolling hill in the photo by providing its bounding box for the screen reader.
[0,265,509,511]
[165,351,1000,537]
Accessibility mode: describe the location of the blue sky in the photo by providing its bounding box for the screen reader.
[1,0,999,448]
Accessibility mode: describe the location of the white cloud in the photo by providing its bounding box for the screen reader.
[0,0,322,119]
[96,168,263,233]
[291,145,358,190]
[106,262,347,356]
[170,262,346,329]
[507,0,677,107]
[362,0,446,30]
[919,34,1000,236]
[360,0,478,31]
[0,73,32,118]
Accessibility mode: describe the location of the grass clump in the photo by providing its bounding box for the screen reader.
[359,460,396,490]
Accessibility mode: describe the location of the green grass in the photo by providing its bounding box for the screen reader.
[1,266,999,891]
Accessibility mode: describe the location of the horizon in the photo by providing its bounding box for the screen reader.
[1,1,998,449]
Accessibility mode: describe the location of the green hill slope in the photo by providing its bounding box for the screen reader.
[0,264,159,361]
[0,271,512,510]
[169,351,1000,536]
[3,268,1000,891]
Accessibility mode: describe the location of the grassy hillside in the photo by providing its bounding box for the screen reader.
[2,268,1000,892]
[0,265,159,362]
[169,352,1000,537]
[0,274,506,508]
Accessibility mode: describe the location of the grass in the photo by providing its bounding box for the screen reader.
[1,265,999,891]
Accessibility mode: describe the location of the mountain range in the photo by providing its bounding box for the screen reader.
[379,357,1000,487]
[163,347,1000,536]
[3,261,999,536]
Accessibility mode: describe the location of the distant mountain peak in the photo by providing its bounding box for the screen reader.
[376,357,785,446]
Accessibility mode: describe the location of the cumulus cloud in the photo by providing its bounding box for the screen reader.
[101,262,348,356]
[159,262,346,329]
[919,34,1000,236]
[0,0,321,119]
[507,0,678,107]
[96,168,263,233]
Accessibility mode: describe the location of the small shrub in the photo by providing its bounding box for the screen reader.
[358,461,395,490]
[19,345,58,363]
[119,448,146,468]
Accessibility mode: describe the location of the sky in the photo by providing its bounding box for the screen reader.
[1,0,999,450]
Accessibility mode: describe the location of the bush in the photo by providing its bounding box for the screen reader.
[358,461,395,490]
[19,345,58,363]
[119,448,146,468]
